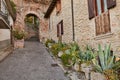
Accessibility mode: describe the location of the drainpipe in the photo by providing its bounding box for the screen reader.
[71,0,75,41]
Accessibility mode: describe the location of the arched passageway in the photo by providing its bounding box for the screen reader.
[24,13,40,41]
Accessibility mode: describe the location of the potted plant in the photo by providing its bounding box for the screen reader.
[13,29,26,48]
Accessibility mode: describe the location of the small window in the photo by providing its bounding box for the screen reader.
[57,20,63,37]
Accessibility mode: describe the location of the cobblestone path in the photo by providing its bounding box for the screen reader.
[0,41,68,80]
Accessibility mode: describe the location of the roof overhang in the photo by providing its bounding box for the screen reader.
[44,0,57,18]
[0,17,10,29]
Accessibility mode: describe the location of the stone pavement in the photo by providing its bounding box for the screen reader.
[0,41,69,80]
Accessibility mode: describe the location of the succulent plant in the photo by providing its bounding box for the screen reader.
[78,45,94,64]
[92,44,120,80]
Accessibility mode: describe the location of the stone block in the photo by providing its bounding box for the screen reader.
[91,72,106,80]
[14,40,24,49]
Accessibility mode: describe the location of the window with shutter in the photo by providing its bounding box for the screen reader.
[88,0,116,18]
[57,24,59,37]
[87,0,113,35]
[87,0,95,19]
[57,20,63,37]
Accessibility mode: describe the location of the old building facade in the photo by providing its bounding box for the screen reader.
[44,0,120,56]
[12,0,52,41]
[11,0,120,56]
[0,0,16,60]
[0,0,16,50]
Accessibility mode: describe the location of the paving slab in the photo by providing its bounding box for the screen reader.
[0,41,69,80]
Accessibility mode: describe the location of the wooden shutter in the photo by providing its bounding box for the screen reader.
[61,20,63,35]
[95,15,101,35]
[87,0,95,19]
[103,11,111,33]
[57,24,59,37]
[95,11,110,35]
[0,0,1,11]
[107,0,116,9]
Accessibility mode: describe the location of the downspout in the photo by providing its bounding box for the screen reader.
[71,0,75,41]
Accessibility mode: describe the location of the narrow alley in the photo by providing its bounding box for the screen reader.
[0,0,120,80]
[0,41,68,80]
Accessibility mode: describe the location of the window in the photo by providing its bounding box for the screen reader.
[94,0,108,16]
[87,0,116,35]
[88,0,116,19]
[56,0,61,14]
[1,0,7,14]
[57,20,63,37]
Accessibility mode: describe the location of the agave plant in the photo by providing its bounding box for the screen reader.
[92,44,120,80]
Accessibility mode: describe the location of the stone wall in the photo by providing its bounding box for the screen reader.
[73,0,120,56]
[46,0,73,43]
[46,0,120,56]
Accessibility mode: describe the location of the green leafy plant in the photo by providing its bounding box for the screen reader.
[50,42,67,57]
[61,53,73,67]
[45,39,55,47]
[113,60,120,79]
[92,44,120,80]
[61,42,80,67]
[13,29,26,40]
[78,45,94,64]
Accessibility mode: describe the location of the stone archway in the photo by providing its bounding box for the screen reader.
[24,13,40,41]
[13,0,50,43]
[23,11,41,40]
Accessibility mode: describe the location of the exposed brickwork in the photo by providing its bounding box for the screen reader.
[13,0,50,42]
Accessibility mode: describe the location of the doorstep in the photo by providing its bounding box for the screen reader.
[0,46,13,62]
